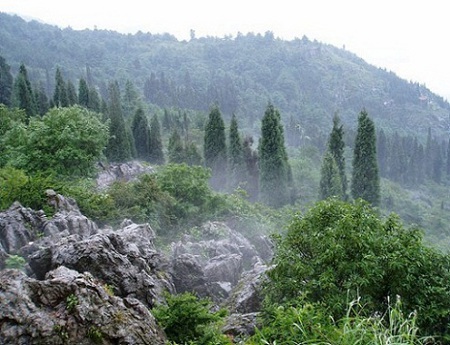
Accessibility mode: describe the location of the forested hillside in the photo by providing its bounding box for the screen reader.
[1,12,449,139]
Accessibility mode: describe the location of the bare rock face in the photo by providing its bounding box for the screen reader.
[171,221,264,303]
[0,267,167,345]
[96,161,155,190]
[28,221,174,308]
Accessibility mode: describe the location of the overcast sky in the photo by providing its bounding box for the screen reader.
[1,0,449,100]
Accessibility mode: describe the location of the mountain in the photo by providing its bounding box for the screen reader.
[1,12,449,140]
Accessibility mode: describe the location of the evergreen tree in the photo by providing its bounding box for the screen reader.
[243,136,259,201]
[131,107,150,160]
[204,105,227,189]
[149,114,165,164]
[0,55,13,106]
[78,78,90,108]
[446,137,450,179]
[351,109,380,207]
[327,114,347,198]
[185,142,202,166]
[122,79,139,118]
[34,82,49,116]
[162,108,172,132]
[53,67,69,107]
[66,80,78,106]
[228,114,246,190]
[105,81,131,162]
[258,103,291,207]
[168,129,185,163]
[319,152,343,200]
[12,63,36,119]
[88,87,101,113]
[377,129,388,177]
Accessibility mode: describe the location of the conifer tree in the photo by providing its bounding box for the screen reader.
[319,152,343,200]
[204,105,227,189]
[78,78,90,108]
[327,114,347,198]
[131,107,150,160]
[105,81,131,162]
[149,114,165,164]
[168,129,184,163]
[243,136,259,201]
[66,80,78,106]
[12,63,36,119]
[185,142,202,166]
[0,55,13,106]
[53,67,69,107]
[258,103,291,207]
[446,137,450,179]
[228,114,246,190]
[351,109,380,207]
[34,82,49,116]
[88,87,101,113]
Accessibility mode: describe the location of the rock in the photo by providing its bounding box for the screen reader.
[28,221,173,308]
[227,260,268,313]
[171,221,263,303]
[96,161,155,190]
[0,267,167,345]
[222,312,260,342]
[0,202,45,254]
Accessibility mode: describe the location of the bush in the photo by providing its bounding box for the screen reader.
[264,198,450,339]
[152,292,230,345]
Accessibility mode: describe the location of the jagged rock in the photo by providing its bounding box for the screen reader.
[0,267,167,345]
[227,260,268,313]
[171,221,263,303]
[28,221,173,307]
[171,253,210,297]
[0,202,45,256]
[96,161,154,190]
[222,312,260,342]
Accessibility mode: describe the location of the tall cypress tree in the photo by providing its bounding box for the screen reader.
[168,129,184,163]
[149,114,165,164]
[319,152,343,200]
[258,103,291,207]
[78,78,90,108]
[327,114,347,198]
[228,114,246,190]
[351,109,380,207]
[66,80,78,106]
[53,67,69,107]
[131,106,150,160]
[12,63,36,119]
[204,105,227,189]
[105,81,131,162]
[0,55,13,106]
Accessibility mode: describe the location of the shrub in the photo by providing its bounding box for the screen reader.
[152,292,230,345]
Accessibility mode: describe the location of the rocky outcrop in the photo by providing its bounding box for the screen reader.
[96,161,155,190]
[28,221,173,307]
[171,221,264,303]
[0,267,166,345]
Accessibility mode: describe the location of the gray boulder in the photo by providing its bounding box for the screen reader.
[171,221,263,303]
[29,221,173,307]
[96,161,155,190]
[0,267,166,345]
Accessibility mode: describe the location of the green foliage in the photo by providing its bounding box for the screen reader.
[204,105,227,190]
[53,67,69,108]
[149,114,165,164]
[0,166,61,214]
[249,298,431,345]
[0,55,13,106]
[5,106,108,176]
[228,114,246,191]
[66,293,78,313]
[328,114,347,198]
[11,63,36,119]
[319,152,343,200]
[351,109,380,207]
[264,198,450,338]
[131,106,150,160]
[152,292,230,345]
[4,254,26,270]
[87,326,103,344]
[258,103,291,207]
[105,81,131,162]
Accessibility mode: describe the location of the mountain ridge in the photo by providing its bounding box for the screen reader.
[0,12,449,140]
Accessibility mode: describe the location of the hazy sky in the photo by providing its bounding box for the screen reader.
[1,0,449,100]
